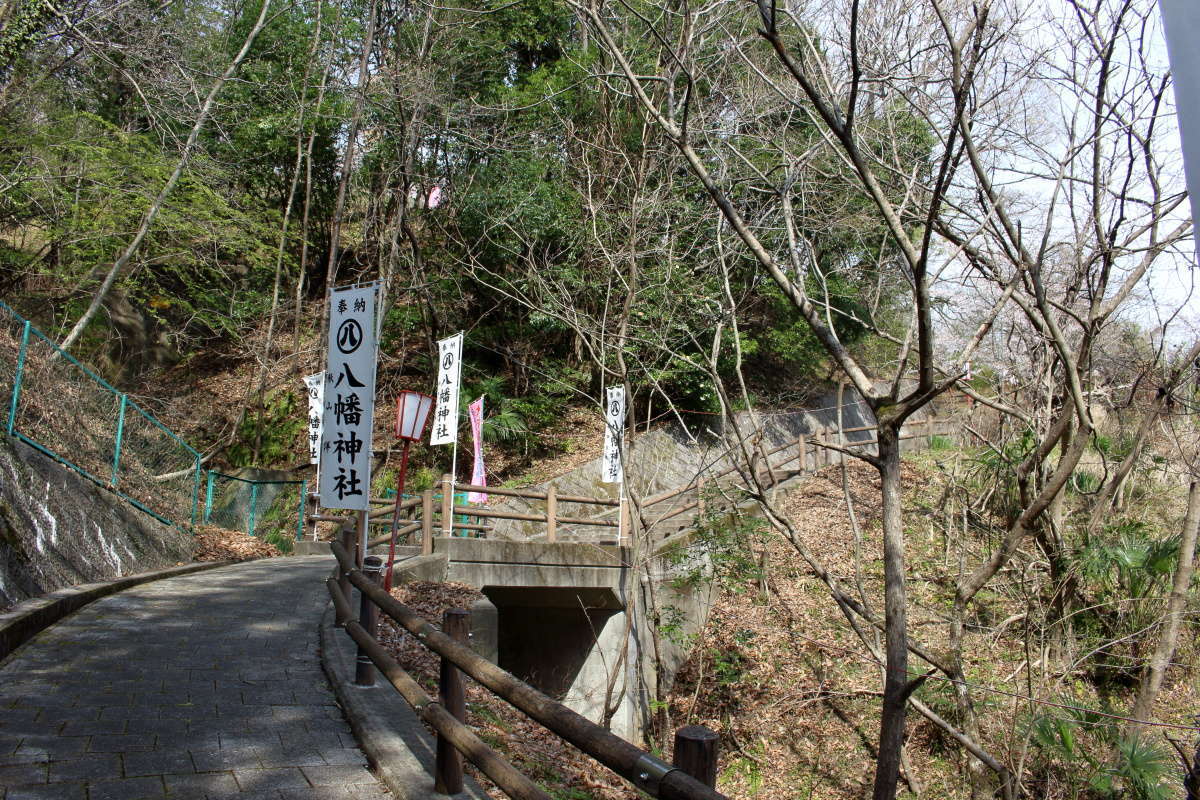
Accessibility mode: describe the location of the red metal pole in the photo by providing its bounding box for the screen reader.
[384,439,411,592]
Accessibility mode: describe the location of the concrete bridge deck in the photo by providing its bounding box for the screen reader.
[0,557,387,800]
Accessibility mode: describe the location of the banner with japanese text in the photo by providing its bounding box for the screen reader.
[430,332,463,446]
[304,373,324,466]
[468,396,486,502]
[318,284,377,510]
[601,386,625,484]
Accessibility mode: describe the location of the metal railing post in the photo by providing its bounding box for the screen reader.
[191,455,201,528]
[110,394,127,488]
[355,556,385,687]
[436,608,470,795]
[7,320,30,436]
[440,473,453,537]
[204,471,215,524]
[296,480,307,541]
[248,483,258,537]
[339,525,356,600]
[422,490,434,555]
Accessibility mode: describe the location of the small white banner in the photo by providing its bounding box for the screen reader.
[319,284,377,510]
[468,396,487,502]
[430,332,464,446]
[304,372,324,466]
[601,386,625,484]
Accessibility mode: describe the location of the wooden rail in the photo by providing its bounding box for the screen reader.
[309,418,953,548]
[327,539,725,800]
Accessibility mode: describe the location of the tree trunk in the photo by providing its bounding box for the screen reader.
[1129,480,1200,727]
[872,426,908,800]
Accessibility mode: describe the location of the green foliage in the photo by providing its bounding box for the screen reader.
[928,434,955,451]
[0,111,279,345]
[1029,708,1174,800]
[1069,469,1102,495]
[676,503,770,593]
[227,390,305,468]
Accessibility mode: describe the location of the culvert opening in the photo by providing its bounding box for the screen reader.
[479,585,622,700]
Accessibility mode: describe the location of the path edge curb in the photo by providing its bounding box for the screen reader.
[0,559,242,662]
[319,602,486,800]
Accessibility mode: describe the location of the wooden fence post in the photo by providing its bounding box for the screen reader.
[620,501,631,547]
[673,725,719,788]
[798,434,808,472]
[545,484,557,544]
[355,556,384,687]
[436,608,470,794]
[696,477,706,516]
[421,490,434,555]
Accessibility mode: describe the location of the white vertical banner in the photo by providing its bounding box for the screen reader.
[467,396,487,502]
[601,386,625,484]
[318,284,377,510]
[304,373,324,466]
[430,332,463,446]
[1160,0,1200,259]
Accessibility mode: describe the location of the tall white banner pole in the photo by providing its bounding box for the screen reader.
[431,332,465,533]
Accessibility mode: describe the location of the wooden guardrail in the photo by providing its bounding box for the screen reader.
[309,417,952,548]
[326,539,727,800]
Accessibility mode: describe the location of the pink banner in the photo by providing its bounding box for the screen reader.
[468,397,487,503]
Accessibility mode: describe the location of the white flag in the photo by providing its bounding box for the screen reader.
[303,373,324,466]
[601,386,625,484]
[318,284,377,510]
[1160,0,1200,259]
[430,332,463,446]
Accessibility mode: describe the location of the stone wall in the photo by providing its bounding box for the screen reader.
[0,434,193,610]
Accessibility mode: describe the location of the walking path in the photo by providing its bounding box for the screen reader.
[0,556,389,800]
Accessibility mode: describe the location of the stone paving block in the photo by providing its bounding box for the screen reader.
[47,753,122,782]
[0,761,48,785]
[14,735,87,760]
[0,709,40,726]
[233,767,310,792]
[315,748,366,766]
[124,750,196,776]
[164,770,240,796]
[6,781,87,799]
[256,747,327,768]
[190,748,261,772]
[59,719,128,736]
[300,764,376,786]
[87,775,166,800]
[127,718,190,737]
[89,733,155,753]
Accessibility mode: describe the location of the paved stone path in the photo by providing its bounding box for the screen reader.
[0,557,389,800]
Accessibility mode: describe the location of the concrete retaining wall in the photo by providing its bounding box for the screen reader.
[0,434,193,610]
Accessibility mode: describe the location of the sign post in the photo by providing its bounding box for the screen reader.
[304,373,325,468]
[318,284,379,561]
[602,386,626,544]
[430,332,464,522]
